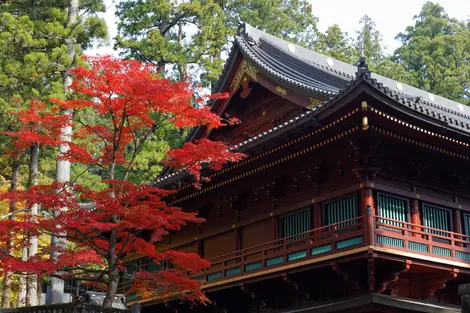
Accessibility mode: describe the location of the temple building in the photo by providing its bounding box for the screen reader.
[120,23,470,313]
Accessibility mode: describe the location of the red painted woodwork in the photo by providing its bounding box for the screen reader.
[411,199,421,238]
[454,208,463,241]
[362,188,375,215]
[176,242,198,253]
[203,230,236,259]
[313,203,321,229]
[119,212,470,294]
[196,216,365,282]
[241,219,273,250]
[198,214,469,284]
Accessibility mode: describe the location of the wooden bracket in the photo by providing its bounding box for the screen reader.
[422,269,458,298]
[331,262,360,290]
[377,260,412,293]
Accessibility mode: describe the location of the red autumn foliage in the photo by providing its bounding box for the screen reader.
[164,139,245,182]
[0,56,245,307]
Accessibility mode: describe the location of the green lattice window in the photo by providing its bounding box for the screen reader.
[323,194,358,228]
[462,213,470,246]
[422,203,453,241]
[145,258,163,272]
[122,260,139,282]
[377,193,408,227]
[280,208,311,241]
[463,213,470,236]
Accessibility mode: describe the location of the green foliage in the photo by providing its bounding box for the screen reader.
[315,24,356,64]
[392,1,470,103]
[227,0,318,48]
[355,15,385,64]
[0,0,108,182]
[116,0,319,84]
[126,123,187,185]
[116,0,229,84]
[372,59,416,86]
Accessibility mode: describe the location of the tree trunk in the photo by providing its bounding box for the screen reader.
[102,229,119,309]
[177,22,187,82]
[17,246,28,307]
[48,0,78,304]
[27,144,39,306]
[1,160,20,308]
[158,61,166,75]
[102,163,118,309]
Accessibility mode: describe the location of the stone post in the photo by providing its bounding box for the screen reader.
[131,302,141,313]
[458,283,470,313]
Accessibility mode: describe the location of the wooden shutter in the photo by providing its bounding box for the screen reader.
[323,194,358,227]
[280,208,311,241]
[377,193,408,226]
[422,203,453,236]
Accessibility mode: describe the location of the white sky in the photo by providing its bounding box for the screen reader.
[88,0,470,56]
[310,0,470,54]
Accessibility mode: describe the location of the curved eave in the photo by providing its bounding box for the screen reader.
[235,36,344,98]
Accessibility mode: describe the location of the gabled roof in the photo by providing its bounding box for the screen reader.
[155,23,470,186]
[234,24,470,133]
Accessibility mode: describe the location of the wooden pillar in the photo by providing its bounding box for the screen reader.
[272,213,279,240]
[196,240,203,257]
[362,188,375,214]
[362,188,375,246]
[313,203,321,243]
[410,199,421,237]
[235,227,242,250]
[313,203,321,229]
[454,208,462,246]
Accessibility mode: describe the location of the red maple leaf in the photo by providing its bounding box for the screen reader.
[0,56,245,307]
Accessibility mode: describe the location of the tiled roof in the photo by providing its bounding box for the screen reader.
[237,23,470,133]
[155,23,470,186]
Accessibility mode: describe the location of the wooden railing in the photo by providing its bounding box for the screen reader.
[374,215,470,261]
[119,212,470,294]
[119,216,366,295]
[198,216,366,283]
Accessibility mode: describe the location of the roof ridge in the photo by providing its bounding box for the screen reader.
[240,23,469,117]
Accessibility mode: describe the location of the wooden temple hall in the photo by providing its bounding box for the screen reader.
[121,23,470,313]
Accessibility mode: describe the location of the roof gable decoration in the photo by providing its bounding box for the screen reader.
[229,58,259,95]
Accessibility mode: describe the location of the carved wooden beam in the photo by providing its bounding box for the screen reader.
[331,262,360,290]
[422,269,458,299]
[376,260,411,294]
[349,139,380,181]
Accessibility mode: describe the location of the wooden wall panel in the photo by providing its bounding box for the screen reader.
[203,230,236,259]
[176,242,198,254]
[241,219,273,249]
[417,186,454,203]
[241,219,274,262]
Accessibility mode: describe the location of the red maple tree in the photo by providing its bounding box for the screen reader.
[0,56,244,307]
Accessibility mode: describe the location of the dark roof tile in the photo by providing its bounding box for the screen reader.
[238,23,470,134]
